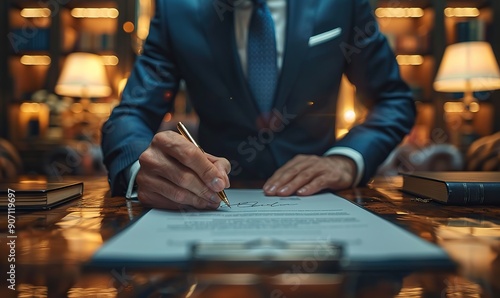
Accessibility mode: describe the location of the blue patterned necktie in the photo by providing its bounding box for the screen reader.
[247,0,278,114]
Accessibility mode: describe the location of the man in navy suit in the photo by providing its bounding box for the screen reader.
[101,0,415,209]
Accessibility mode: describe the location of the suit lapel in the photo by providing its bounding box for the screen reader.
[198,0,319,124]
[273,0,319,113]
[199,0,260,123]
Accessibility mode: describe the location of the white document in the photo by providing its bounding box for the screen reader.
[92,190,450,268]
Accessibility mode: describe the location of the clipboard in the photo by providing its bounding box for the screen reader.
[190,238,345,274]
[89,191,455,272]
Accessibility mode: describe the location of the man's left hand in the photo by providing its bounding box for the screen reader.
[263,155,356,196]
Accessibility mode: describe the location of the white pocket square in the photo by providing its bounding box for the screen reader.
[308,27,342,47]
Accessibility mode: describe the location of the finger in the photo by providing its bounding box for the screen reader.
[297,156,354,196]
[139,145,219,204]
[137,170,207,208]
[206,154,231,187]
[263,160,300,194]
[297,171,347,195]
[137,189,183,210]
[264,155,311,195]
[296,176,333,196]
[164,156,222,203]
[152,131,226,192]
[137,172,220,210]
[139,190,220,210]
[275,167,319,196]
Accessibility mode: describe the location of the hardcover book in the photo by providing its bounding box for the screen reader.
[0,180,84,210]
[401,172,500,205]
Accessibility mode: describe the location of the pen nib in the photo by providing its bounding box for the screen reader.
[218,191,231,208]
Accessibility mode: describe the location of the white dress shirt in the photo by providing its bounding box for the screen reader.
[125,0,364,198]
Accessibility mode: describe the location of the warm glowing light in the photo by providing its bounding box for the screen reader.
[443,101,480,113]
[89,103,111,115]
[20,55,51,66]
[136,0,154,40]
[20,103,41,113]
[343,110,356,123]
[18,284,47,297]
[20,8,51,18]
[71,8,119,18]
[137,16,150,39]
[434,42,500,93]
[123,22,135,33]
[444,102,464,113]
[396,55,424,66]
[101,55,119,66]
[19,180,47,184]
[375,7,424,18]
[469,102,480,113]
[307,101,315,106]
[56,52,112,98]
[70,103,84,114]
[444,7,480,18]
[337,129,349,139]
[118,78,128,97]
[67,288,117,297]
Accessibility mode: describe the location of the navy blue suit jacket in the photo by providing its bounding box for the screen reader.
[102,0,416,196]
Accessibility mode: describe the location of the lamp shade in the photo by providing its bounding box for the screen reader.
[55,52,112,98]
[434,41,500,92]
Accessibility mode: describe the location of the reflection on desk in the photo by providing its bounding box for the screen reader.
[0,175,499,297]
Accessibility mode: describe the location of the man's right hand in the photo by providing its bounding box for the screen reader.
[136,130,230,210]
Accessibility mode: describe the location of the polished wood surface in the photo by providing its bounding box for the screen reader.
[1,175,499,298]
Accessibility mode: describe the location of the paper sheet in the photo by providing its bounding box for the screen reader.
[92,190,451,268]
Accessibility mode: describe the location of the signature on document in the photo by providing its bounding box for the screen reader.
[220,201,299,208]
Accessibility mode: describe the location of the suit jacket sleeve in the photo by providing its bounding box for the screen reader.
[335,0,416,185]
[101,0,180,196]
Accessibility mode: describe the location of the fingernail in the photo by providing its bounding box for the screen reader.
[278,186,289,194]
[269,185,277,192]
[210,178,225,192]
[219,169,229,187]
[209,194,220,203]
[207,201,220,209]
[297,188,306,194]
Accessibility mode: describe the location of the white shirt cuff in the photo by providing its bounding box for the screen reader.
[323,147,364,187]
[125,160,140,199]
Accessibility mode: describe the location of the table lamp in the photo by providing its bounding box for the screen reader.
[434,41,500,108]
[434,41,500,151]
[55,52,112,141]
[55,52,112,101]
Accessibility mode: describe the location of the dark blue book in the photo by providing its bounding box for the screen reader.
[402,172,500,205]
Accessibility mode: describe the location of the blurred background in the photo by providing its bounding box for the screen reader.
[0,0,499,180]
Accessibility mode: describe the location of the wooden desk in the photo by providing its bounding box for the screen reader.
[1,176,499,297]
